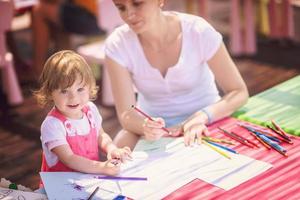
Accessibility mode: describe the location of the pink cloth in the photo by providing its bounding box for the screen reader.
[165,117,300,200]
[41,106,99,172]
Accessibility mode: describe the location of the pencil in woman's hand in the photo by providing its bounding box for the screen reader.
[131,105,171,135]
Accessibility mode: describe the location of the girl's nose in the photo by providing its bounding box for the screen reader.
[68,92,76,99]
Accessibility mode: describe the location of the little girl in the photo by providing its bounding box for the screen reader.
[35,50,131,177]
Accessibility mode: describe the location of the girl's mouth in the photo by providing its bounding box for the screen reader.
[68,104,79,109]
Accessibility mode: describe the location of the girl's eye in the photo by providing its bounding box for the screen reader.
[60,89,67,94]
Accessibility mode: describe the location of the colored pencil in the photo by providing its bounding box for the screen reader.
[271,120,289,137]
[267,125,293,144]
[203,140,231,159]
[132,105,171,135]
[239,124,277,140]
[231,131,260,148]
[259,135,288,157]
[202,136,235,145]
[87,186,99,200]
[95,175,148,181]
[248,131,271,150]
[206,141,238,154]
[267,123,293,144]
[218,127,254,148]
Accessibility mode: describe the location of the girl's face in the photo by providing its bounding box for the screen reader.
[51,76,90,119]
[113,0,163,33]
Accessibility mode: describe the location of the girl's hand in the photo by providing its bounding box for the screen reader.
[142,117,167,141]
[182,111,209,146]
[107,146,132,163]
[101,159,121,176]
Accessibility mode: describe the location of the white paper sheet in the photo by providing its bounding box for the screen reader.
[40,137,272,200]
[0,187,48,200]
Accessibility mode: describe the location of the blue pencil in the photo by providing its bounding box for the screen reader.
[206,141,238,154]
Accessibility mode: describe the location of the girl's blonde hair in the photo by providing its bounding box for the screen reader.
[34,50,99,107]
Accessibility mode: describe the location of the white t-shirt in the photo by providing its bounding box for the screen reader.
[105,12,222,124]
[40,101,102,167]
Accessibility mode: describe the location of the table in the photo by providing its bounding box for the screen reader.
[233,75,300,136]
[165,117,300,199]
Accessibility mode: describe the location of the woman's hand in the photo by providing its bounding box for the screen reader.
[143,117,167,141]
[182,111,209,146]
[107,146,132,163]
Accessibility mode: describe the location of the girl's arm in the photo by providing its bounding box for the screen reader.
[98,127,131,161]
[105,56,166,139]
[98,127,117,153]
[51,145,119,175]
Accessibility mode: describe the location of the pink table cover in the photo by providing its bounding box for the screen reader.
[164,117,300,200]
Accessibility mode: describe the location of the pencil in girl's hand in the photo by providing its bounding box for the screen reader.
[131,105,171,135]
[87,186,99,200]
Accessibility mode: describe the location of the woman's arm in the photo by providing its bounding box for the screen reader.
[105,56,145,135]
[181,43,248,145]
[206,42,249,120]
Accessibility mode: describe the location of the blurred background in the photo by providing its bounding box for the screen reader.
[1,0,300,190]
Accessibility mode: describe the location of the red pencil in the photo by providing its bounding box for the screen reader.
[270,120,292,143]
[218,127,254,148]
[231,131,260,148]
[131,105,171,135]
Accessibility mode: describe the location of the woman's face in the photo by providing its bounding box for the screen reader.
[113,0,164,33]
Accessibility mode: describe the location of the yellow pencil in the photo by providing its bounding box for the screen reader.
[203,140,231,159]
[202,136,235,145]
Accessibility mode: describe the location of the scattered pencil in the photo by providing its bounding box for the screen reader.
[248,131,271,150]
[206,140,238,154]
[218,127,255,148]
[267,121,293,144]
[202,136,235,145]
[203,140,231,159]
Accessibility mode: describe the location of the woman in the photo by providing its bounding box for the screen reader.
[105,0,249,149]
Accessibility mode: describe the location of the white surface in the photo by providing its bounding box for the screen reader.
[0,187,48,200]
[40,138,272,200]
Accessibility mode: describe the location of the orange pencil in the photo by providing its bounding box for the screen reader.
[249,131,271,150]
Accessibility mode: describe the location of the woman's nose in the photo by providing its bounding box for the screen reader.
[126,6,136,20]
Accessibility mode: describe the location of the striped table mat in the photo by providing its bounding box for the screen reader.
[164,117,300,200]
[233,75,300,136]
